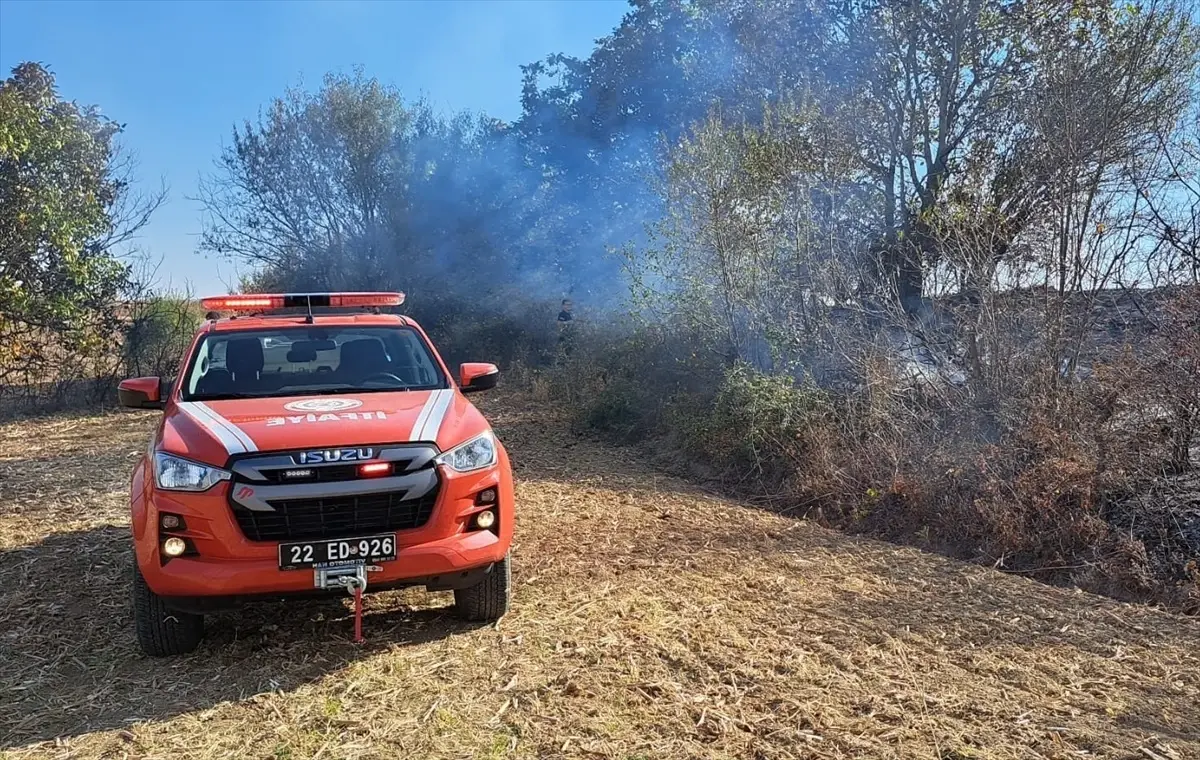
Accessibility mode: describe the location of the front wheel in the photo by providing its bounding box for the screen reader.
[132,561,204,656]
[454,554,511,622]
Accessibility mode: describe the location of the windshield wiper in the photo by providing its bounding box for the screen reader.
[186,392,268,401]
[276,386,402,396]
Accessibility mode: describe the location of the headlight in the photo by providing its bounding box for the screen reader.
[435,431,497,473]
[154,452,231,491]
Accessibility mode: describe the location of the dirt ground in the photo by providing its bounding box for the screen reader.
[1,394,1197,759]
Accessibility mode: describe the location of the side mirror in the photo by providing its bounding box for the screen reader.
[118,377,166,410]
[459,363,499,394]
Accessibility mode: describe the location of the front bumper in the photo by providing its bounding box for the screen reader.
[145,528,507,599]
[158,562,500,613]
[131,445,514,601]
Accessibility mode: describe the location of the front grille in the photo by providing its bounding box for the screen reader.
[233,484,440,542]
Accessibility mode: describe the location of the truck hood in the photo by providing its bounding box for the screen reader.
[159,389,488,465]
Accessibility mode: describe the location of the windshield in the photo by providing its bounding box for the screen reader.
[181,325,447,401]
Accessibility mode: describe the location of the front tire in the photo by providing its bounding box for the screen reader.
[454,554,511,622]
[133,561,204,656]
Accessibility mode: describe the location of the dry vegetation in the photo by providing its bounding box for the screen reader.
[2,393,1198,759]
[548,284,1200,615]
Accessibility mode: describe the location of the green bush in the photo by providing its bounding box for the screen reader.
[553,322,722,441]
[672,365,835,483]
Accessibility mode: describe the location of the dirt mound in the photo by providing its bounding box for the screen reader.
[1,395,1197,758]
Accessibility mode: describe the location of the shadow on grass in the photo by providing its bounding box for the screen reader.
[0,525,485,749]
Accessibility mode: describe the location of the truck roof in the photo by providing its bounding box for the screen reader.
[204,313,413,332]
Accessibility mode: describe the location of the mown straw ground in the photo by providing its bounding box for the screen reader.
[1,393,1197,759]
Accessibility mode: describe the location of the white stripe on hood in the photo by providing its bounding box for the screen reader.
[412,389,451,441]
[411,389,454,442]
[178,401,259,454]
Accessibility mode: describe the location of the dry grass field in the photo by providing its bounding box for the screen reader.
[1,394,1197,759]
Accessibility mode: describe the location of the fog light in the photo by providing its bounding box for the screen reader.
[473,509,496,530]
[160,513,183,530]
[475,488,498,505]
[163,537,187,557]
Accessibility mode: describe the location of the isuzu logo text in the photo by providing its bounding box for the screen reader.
[295,448,376,464]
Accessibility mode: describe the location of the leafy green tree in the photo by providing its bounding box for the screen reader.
[0,62,160,391]
[197,69,406,271]
[516,0,851,299]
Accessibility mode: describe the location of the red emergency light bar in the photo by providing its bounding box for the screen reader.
[200,292,405,311]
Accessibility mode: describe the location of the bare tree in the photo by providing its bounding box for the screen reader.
[841,0,1197,311]
[1137,104,1200,284]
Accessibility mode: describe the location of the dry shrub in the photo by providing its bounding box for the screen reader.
[121,297,205,379]
[554,309,1198,611]
[0,295,202,417]
[550,323,724,442]
[408,294,561,371]
[877,363,1187,604]
[1133,286,1200,473]
[968,405,1114,569]
[0,313,122,412]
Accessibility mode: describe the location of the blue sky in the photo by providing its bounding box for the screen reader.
[0,0,629,294]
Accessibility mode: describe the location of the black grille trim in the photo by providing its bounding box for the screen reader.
[256,461,410,483]
[233,486,439,542]
[260,464,359,483]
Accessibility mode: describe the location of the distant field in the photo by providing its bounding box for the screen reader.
[1,394,1197,759]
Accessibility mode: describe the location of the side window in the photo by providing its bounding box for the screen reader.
[396,332,438,383]
[187,339,234,397]
[187,340,211,395]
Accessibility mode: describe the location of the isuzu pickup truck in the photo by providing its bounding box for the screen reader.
[118,292,513,655]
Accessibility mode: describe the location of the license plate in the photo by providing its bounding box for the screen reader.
[278,533,397,570]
